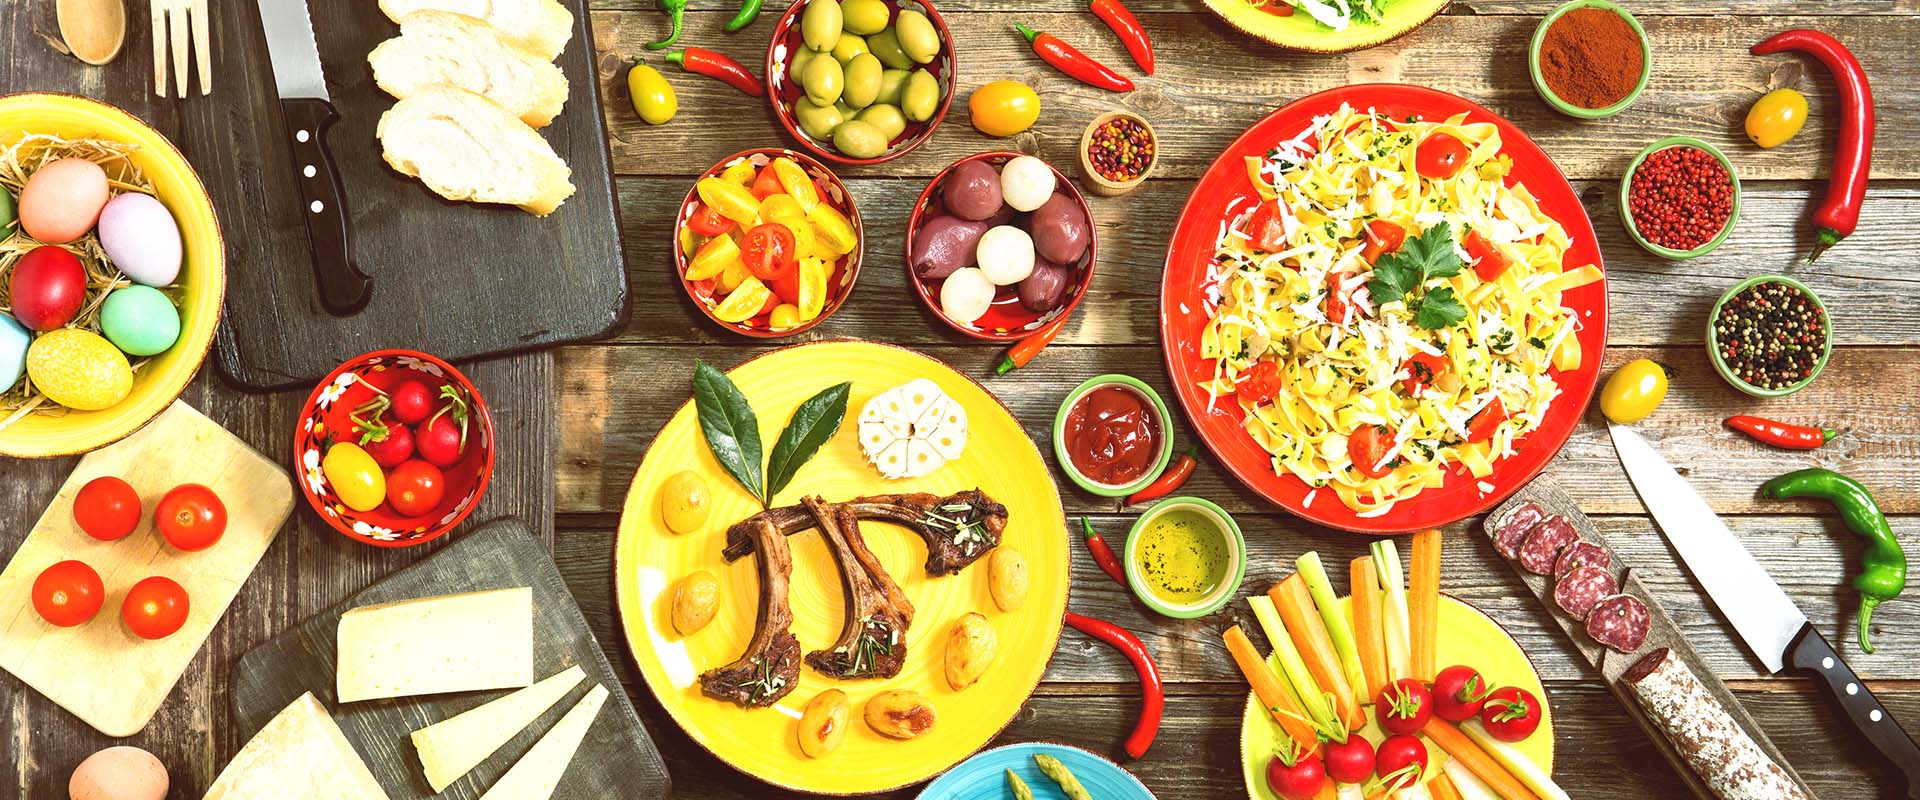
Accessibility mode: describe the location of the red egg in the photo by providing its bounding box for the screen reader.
[9,246,88,331]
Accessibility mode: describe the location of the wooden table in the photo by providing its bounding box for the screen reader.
[4,1,1918,797]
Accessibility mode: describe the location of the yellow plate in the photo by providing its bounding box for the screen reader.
[1240,595,1555,797]
[1201,0,1451,53]
[615,341,1069,795]
[0,93,225,458]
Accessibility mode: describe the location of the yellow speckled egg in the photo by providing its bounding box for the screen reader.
[26,329,132,411]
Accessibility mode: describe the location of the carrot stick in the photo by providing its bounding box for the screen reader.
[1350,556,1389,699]
[1422,719,1543,800]
[1272,575,1364,732]
[1316,783,1338,800]
[1224,625,1319,753]
[1429,773,1465,800]
[1409,528,1443,681]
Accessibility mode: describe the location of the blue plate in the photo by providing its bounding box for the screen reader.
[918,742,1158,800]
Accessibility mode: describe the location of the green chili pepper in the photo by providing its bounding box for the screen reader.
[1761,467,1906,654]
[1033,754,1093,800]
[645,0,688,50]
[726,0,765,31]
[1005,769,1035,800]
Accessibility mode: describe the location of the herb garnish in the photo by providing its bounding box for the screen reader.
[924,501,992,554]
[1365,221,1467,330]
[692,362,851,508]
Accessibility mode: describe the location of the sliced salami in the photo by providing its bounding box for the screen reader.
[1552,566,1617,620]
[1489,502,1545,560]
[1586,593,1651,652]
[1624,648,1811,800]
[1553,540,1611,579]
[1518,516,1578,575]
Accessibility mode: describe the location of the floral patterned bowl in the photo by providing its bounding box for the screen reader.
[292,349,495,547]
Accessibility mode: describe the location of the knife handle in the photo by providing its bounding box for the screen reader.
[1787,623,1920,797]
[280,98,372,316]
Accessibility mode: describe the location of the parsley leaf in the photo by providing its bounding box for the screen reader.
[1413,286,1467,329]
[1365,222,1466,330]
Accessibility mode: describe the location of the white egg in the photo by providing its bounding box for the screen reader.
[97,193,183,286]
[975,225,1035,286]
[999,156,1057,212]
[69,746,169,800]
[939,267,995,325]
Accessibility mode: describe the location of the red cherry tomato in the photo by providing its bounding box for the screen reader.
[1321,735,1376,784]
[750,166,784,199]
[389,380,435,425]
[74,476,141,541]
[1244,199,1289,252]
[686,202,733,237]
[770,269,802,305]
[32,560,104,627]
[155,484,226,552]
[386,460,447,517]
[1467,397,1508,444]
[1464,228,1514,282]
[1374,735,1429,791]
[1416,133,1470,180]
[1265,750,1327,800]
[1400,352,1451,396]
[741,223,798,282]
[1348,424,1396,479]
[1432,664,1493,722]
[1375,677,1434,736]
[1237,360,1282,405]
[1325,270,1353,325]
[1480,686,1544,742]
[122,576,190,640]
[1360,219,1406,263]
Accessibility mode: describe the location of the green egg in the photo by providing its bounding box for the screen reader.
[0,187,15,236]
[100,285,181,357]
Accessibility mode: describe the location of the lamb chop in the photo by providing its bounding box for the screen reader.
[698,517,801,708]
[722,490,1007,576]
[801,497,912,679]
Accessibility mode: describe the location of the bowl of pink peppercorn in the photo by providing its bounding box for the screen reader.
[1619,136,1741,259]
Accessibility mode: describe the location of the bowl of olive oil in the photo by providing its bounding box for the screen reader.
[1124,496,1245,618]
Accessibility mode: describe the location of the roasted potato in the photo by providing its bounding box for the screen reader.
[864,690,937,739]
[944,612,997,690]
[670,571,720,635]
[988,548,1028,612]
[797,689,850,758]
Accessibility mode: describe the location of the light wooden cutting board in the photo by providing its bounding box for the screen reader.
[0,401,292,736]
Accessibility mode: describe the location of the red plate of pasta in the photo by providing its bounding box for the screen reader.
[1160,85,1606,533]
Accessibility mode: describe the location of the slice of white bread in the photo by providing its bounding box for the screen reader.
[370,11,569,127]
[378,0,573,61]
[377,86,575,216]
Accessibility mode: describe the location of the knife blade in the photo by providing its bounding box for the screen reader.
[256,0,371,314]
[1610,422,1920,796]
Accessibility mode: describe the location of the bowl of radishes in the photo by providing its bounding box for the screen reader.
[292,349,495,547]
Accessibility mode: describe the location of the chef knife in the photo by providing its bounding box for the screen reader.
[256,0,371,315]
[1610,421,1920,797]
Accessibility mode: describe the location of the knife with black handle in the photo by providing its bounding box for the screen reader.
[1787,623,1920,798]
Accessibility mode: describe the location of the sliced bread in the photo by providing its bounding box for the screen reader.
[377,86,575,216]
[377,0,573,61]
[370,11,569,127]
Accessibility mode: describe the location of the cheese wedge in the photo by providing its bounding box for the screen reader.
[337,587,534,703]
[412,665,588,792]
[203,692,390,800]
[370,10,570,127]
[478,683,609,800]
[376,0,574,61]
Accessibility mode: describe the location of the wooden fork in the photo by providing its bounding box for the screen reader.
[150,0,211,96]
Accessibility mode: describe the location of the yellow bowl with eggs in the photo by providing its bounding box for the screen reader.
[0,93,224,458]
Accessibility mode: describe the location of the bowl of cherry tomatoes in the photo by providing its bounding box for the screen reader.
[292,349,495,547]
[675,148,863,337]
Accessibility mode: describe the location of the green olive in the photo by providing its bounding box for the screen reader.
[866,27,913,69]
[793,98,845,140]
[801,54,845,107]
[841,53,882,110]
[894,10,939,64]
[856,103,906,139]
[833,120,890,159]
[875,69,910,105]
[801,0,843,52]
[840,0,891,35]
[831,33,868,64]
[900,68,939,122]
[788,45,819,84]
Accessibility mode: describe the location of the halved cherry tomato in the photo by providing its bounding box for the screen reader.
[1238,360,1281,405]
[1360,219,1406,263]
[1416,133,1470,180]
[1254,0,1293,15]
[687,202,733,237]
[1400,352,1450,396]
[1244,200,1288,252]
[1325,271,1352,325]
[1463,229,1513,282]
[122,576,190,640]
[1349,424,1395,478]
[1466,397,1507,443]
[33,560,103,627]
[156,484,226,552]
[750,166,784,200]
[741,223,798,282]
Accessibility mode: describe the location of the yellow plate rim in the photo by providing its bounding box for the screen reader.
[1200,0,1453,54]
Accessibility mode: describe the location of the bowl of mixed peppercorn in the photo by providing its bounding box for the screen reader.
[1620,136,1741,259]
[1078,111,1156,196]
[1708,275,1831,398]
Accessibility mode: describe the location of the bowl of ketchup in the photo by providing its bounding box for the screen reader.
[1052,374,1174,497]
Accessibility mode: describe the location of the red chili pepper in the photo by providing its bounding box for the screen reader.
[1064,612,1164,759]
[1752,30,1872,262]
[994,315,1069,376]
[1726,415,1836,450]
[1080,517,1129,587]
[1014,23,1134,93]
[1127,447,1198,505]
[663,48,764,97]
[1088,0,1153,76]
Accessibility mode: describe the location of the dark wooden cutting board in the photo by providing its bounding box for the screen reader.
[232,519,671,799]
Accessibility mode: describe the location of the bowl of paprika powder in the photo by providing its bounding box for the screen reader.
[1529,0,1651,119]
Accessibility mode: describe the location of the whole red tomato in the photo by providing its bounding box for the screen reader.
[1432,664,1492,722]
[32,560,104,627]
[1347,424,1396,479]
[1416,133,1470,180]
[122,576,190,640]
[1321,735,1376,784]
[741,223,798,282]
[1480,686,1543,742]
[1375,678,1434,736]
[387,460,447,517]
[389,380,435,425]
[1374,735,1428,791]
[155,484,226,551]
[74,476,142,541]
[1265,749,1326,800]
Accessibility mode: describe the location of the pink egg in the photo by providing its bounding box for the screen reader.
[19,158,110,244]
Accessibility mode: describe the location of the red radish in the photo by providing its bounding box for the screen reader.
[1480,686,1543,742]
[1375,678,1433,736]
[390,380,435,424]
[1373,735,1428,792]
[414,386,472,468]
[1264,747,1326,800]
[386,460,446,517]
[1321,735,1375,784]
[356,419,415,469]
[1432,665,1492,722]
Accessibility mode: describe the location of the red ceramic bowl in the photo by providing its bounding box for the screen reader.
[764,0,956,166]
[905,151,1097,341]
[675,148,863,337]
[293,349,496,547]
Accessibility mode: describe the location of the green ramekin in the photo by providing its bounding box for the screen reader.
[1619,136,1742,260]
[1706,274,1831,398]
[1052,374,1174,498]
[1123,496,1247,619]
[1528,0,1652,119]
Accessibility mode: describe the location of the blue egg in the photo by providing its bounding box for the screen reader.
[99,285,182,357]
[0,314,27,391]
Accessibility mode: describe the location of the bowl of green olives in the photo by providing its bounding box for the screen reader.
[766,0,956,165]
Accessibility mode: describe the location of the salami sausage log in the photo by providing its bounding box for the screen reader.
[1489,501,1544,560]
[1586,593,1651,652]
[1518,516,1578,575]
[1553,540,1611,579]
[1553,565,1618,620]
[1623,648,1812,800]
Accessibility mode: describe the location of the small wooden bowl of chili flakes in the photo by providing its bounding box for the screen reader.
[1078,111,1156,196]
[1620,136,1741,260]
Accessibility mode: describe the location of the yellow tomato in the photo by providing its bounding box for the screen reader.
[797,256,830,320]
[687,235,742,280]
[769,303,804,329]
[1600,358,1670,424]
[770,158,821,212]
[758,194,807,222]
[773,215,819,258]
[968,80,1040,137]
[322,443,386,512]
[678,224,699,257]
[698,177,760,226]
[658,470,711,533]
[806,203,858,255]
[713,275,772,322]
[626,63,678,125]
[716,250,751,293]
[721,160,757,186]
[1745,88,1808,148]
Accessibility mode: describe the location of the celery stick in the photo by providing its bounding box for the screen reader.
[1297,551,1366,709]
[1442,759,1502,800]
[1249,595,1334,731]
[1461,720,1572,800]
[1370,540,1412,682]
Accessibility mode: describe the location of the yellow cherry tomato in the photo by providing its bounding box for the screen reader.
[658,470,711,533]
[1600,358,1670,424]
[770,158,821,213]
[758,194,807,222]
[626,63,678,125]
[769,303,804,329]
[713,275,772,322]
[968,80,1040,138]
[687,235,743,281]
[1745,88,1808,149]
[721,161,757,186]
[796,256,830,320]
[697,177,761,226]
[806,203,857,255]
[322,442,386,512]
